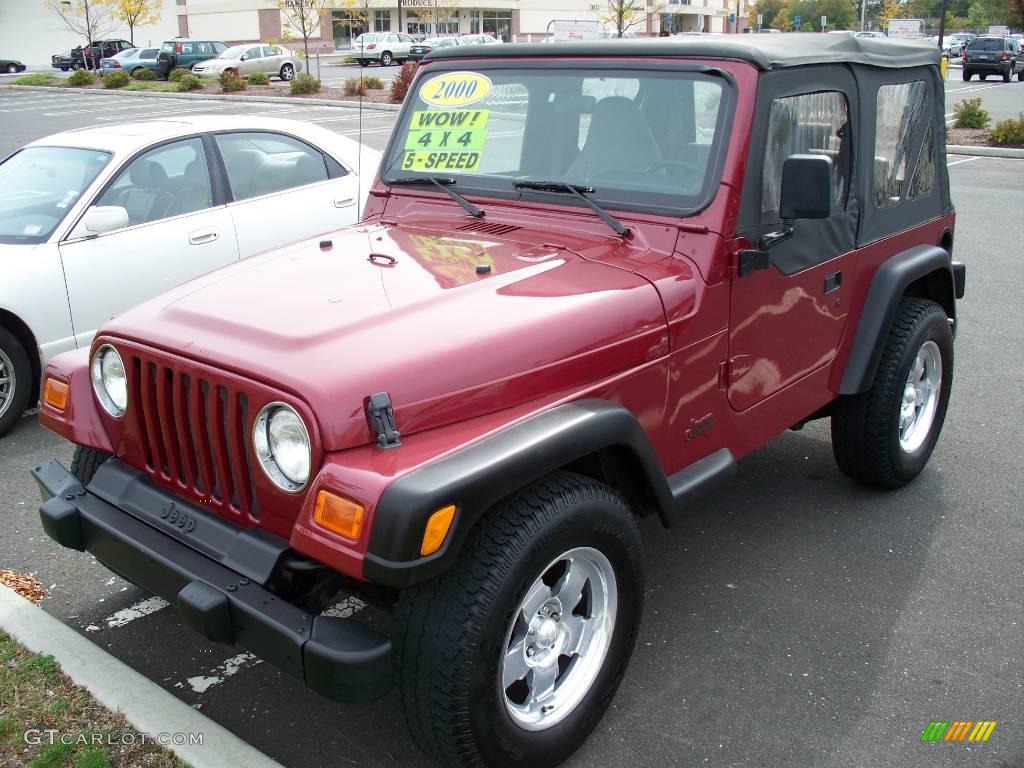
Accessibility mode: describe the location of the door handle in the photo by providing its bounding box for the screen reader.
[824,272,842,294]
[189,228,218,245]
[334,197,355,208]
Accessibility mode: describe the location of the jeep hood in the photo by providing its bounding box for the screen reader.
[103,222,669,451]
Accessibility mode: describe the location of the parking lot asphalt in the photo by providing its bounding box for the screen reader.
[1,90,1023,768]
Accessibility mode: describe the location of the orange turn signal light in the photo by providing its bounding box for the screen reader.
[313,491,364,541]
[420,504,456,556]
[43,377,69,412]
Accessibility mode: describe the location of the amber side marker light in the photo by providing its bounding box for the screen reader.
[313,491,364,541]
[421,504,456,557]
[43,378,69,412]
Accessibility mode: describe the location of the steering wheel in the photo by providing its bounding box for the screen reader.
[644,159,703,176]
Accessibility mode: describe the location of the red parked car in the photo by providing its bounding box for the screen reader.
[34,35,964,768]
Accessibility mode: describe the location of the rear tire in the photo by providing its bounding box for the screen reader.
[1018,68,1024,82]
[280,63,294,80]
[6,64,17,74]
[0,326,32,438]
[980,74,987,80]
[1002,68,1011,83]
[70,445,112,486]
[397,471,644,768]
[831,298,953,490]
[962,69,971,81]
[358,59,369,67]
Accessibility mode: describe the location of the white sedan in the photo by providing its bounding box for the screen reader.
[0,115,380,436]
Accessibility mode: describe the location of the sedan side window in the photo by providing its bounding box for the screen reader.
[262,46,277,58]
[244,46,261,59]
[215,132,331,202]
[141,49,157,59]
[94,138,213,227]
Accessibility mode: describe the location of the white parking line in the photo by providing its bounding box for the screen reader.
[180,652,262,694]
[307,112,396,124]
[947,156,983,167]
[102,596,170,628]
[322,596,366,617]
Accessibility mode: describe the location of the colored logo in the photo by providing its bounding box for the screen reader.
[921,721,997,743]
[420,72,492,108]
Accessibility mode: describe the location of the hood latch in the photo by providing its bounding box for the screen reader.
[366,392,401,450]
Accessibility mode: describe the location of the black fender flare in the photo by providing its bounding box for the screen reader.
[363,399,675,588]
[839,244,956,395]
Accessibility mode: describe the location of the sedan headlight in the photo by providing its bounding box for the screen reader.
[253,403,311,492]
[90,344,127,418]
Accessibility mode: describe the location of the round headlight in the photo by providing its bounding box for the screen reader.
[253,403,310,492]
[90,344,127,418]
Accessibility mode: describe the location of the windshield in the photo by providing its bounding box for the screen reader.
[0,147,112,245]
[218,45,246,59]
[382,65,730,216]
[968,38,1003,51]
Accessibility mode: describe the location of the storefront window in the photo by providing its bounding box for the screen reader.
[332,10,363,50]
[469,10,512,40]
[405,10,430,38]
[374,10,391,31]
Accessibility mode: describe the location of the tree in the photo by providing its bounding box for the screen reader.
[605,0,663,36]
[772,6,794,28]
[748,0,786,27]
[276,0,330,73]
[342,0,370,36]
[877,0,904,28]
[100,0,161,45]
[43,0,117,69]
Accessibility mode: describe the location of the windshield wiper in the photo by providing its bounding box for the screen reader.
[513,181,629,237]
[390,176,483,218]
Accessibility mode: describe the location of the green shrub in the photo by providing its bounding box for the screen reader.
[13,73,53,86]
[362,75,384,89]
[990,112,1024,146]
[343,77,366,96]
[290,73,321,95]
[101,70,131,88]
[389,62,417,104]
[247,71,270,85]
[219,69,246,92]
[176,73,203,91]
[132,67,156,81]
[167,67,191,83]
[952,97,989,129]
[67,68,97,86]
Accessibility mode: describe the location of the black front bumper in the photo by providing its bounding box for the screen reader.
[32,459,392,703]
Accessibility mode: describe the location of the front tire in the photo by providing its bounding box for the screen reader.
[831,298,953,489]
[380,51,393,66]
[6,64,17,74]
[397,471,644,768]
[70,445,112,486]
[0,327,32,438]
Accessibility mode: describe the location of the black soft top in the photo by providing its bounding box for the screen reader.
[426,33,940,71]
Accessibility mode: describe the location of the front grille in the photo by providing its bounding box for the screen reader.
[129,353,257,521]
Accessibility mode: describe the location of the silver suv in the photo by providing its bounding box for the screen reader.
[192,44,302,81]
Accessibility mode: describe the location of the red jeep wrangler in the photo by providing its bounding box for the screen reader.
[34,35,965,768]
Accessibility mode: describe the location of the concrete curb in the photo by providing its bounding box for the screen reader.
[0,585,285,768]
[0,84,402,112]
[947,144,1024,158]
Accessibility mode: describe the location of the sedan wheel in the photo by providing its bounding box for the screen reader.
[0,327,32,438]
[280,63,294,80]
[380,51,393,66]
[6,64,17,74]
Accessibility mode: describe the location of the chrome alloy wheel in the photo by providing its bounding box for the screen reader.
[501,546,617,731]
[0,347,16,421]
[899,340,942,454]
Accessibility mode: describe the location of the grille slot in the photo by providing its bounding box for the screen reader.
[131,355,255,521]
[456,220,520,236]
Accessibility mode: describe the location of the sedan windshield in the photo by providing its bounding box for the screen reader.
[382,66,731,216]
[0,147,112,245]
[218,45,247,59]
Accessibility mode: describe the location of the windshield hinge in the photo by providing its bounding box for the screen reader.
[734,248,770,278]
[366,392,401,450]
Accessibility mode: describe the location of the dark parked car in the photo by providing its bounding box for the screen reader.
[51,50,80,71]
[155,38,228,78]
[0,58,27,74]
[962,35,1024,81]
[52,40,133,71]
[408,36,461,61]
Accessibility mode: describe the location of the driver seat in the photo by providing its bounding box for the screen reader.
[566,97,662,181]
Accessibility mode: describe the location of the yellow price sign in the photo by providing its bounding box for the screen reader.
[404,128,487,152]
[419,72,492,107]
[401,151,482,172]
[411,109,489,129]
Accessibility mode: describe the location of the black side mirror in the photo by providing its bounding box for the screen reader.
[779,154,832,221]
